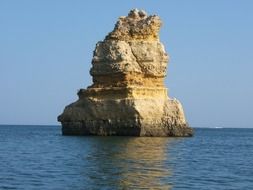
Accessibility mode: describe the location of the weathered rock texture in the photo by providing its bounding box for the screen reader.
[58,9,193,136]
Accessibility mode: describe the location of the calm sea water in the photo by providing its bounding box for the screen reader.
[0,125,252,190]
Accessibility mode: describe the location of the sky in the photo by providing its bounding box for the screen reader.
[0,0,252,127]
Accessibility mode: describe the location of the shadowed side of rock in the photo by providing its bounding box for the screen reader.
[58,9,193,137]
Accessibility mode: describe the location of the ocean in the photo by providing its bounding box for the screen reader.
[0,125,252,190]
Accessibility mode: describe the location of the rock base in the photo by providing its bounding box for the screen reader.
[58,87,193,137]
[61,121,193,137]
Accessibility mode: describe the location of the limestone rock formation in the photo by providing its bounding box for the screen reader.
[58,9,193,136]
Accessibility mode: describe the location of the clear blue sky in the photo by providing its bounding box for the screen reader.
[0,0,252,127]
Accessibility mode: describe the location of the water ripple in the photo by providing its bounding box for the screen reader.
[0,126,253,189]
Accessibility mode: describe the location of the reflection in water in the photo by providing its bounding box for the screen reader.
[85,137,173,189]
[2,126,253,189]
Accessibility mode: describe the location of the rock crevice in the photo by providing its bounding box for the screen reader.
[58,9,193,136]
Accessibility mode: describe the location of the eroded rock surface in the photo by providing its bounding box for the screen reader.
[58,9,193,136]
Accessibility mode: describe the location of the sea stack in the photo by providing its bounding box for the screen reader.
[58,9,193,136]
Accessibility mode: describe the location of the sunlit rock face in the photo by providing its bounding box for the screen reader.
[58,9,193,136]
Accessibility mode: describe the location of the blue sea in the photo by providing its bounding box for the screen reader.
[0,125,252,190]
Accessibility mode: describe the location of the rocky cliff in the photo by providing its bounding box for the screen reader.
[58,9,193,136]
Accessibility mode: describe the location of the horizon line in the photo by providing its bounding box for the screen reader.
[0,124,252,129]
